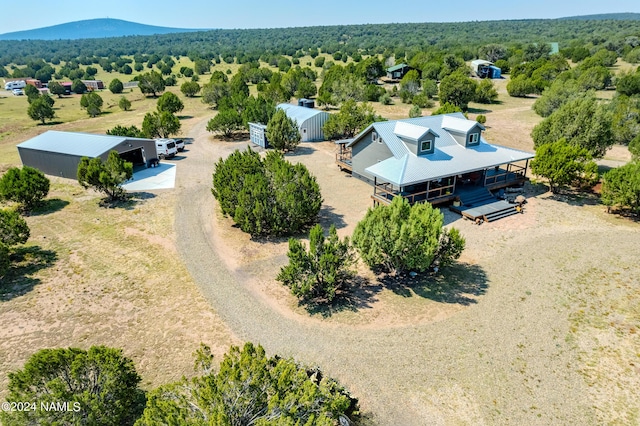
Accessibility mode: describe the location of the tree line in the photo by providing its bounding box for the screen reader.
[1,17,640,67]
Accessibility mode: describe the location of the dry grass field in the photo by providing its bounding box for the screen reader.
[1,59,639,425]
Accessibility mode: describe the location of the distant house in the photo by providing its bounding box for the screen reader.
[386,63,411,80]
[17,131,158,178]
[336,113,534,208]
[471,60,501,79]
[60,82,72,94]
[277,103,330,142]
[81,80,105,90]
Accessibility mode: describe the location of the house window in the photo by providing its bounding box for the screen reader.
[420,140,432,152]
[468,133,479,144]
[372,131,381,143]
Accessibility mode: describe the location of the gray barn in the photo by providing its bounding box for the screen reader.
[277,104,330,142]
[17,131,158,178]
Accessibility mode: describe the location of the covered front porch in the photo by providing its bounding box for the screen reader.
[371,161,529,206]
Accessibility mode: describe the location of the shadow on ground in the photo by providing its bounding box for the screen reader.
[547,190,600,207]
[382,262,489,305]
[1,246,57,301]
[317,205,347,230]
[98,192,156,210]
[287,146,317,156]
[303,276,383,318]
[30,198,70,216]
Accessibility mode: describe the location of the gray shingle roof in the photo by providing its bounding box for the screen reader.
[349,113,534,186]
[17,131,152,157]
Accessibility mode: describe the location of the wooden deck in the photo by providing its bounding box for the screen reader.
[450,200,519,222]
[449,188,519,222]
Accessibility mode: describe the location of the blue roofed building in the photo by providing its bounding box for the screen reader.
[277,103,330,142]
[336,113,534,208]
[16,131,158,178]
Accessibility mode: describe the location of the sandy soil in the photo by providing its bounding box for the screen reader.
[174,105,640,425]
[1,86,638,425]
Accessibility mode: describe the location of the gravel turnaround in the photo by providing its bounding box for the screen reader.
[173,118,636,425]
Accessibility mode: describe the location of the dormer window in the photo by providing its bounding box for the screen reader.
[420,140,432,152]
[468,133,479,144]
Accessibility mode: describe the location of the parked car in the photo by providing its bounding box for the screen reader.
[12,88,24,96]
[174,138,185,152]
[155,138,177,159]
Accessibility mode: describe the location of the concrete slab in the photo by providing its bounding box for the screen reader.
[123,163,176,191]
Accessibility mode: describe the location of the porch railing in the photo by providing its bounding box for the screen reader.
[373,181,455,205]
[484,163,527,187]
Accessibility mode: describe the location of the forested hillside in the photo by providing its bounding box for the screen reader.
[1,17,640,65]
[0,18,205,41]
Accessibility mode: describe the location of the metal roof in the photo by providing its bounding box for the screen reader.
[471,59,493,66]
[441,115,484,133]
[277,104,329,125]
[393,121,436,141]
[17,131,153,158]
[386,63,408,72]
[348,113,534,186]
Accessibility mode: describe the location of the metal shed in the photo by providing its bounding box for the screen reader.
[16,131,158,178]
[249,122,269,148]
[277,104,330,142]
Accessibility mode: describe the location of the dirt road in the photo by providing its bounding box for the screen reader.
[174,118,639,425]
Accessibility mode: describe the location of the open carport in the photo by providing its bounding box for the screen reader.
[16,131,158,178]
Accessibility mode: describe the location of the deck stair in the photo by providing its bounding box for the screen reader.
[458,188,495,207]
[452,188,519,222]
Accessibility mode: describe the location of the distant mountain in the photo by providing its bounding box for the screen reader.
[558,13,640,21]
[0,18,208,41]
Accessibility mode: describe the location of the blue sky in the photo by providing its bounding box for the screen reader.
[3,0,640,33]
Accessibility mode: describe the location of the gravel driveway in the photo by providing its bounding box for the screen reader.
[174,118,640,425]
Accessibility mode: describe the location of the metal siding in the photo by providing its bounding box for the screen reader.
[278,104,329,142]
[18,147,84,178]
[18,134,159,178]
[351,130,394,180]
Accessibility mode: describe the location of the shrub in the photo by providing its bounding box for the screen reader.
[212,149,322,236]
[601,161,640,217]
[409,104,422,118]
[380,93,393,105]
[109,78,124,94]
[118,96,132,111]
[137,343,358,425]
[2,346,145,426]
[266,109,300,152]
[530,138,599,193]
[352,197,465,274]
[0,166,50,211]
[476,114,487,124]
[432,102,463,116]
[277,224,356,303]
[77,151,133,202]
